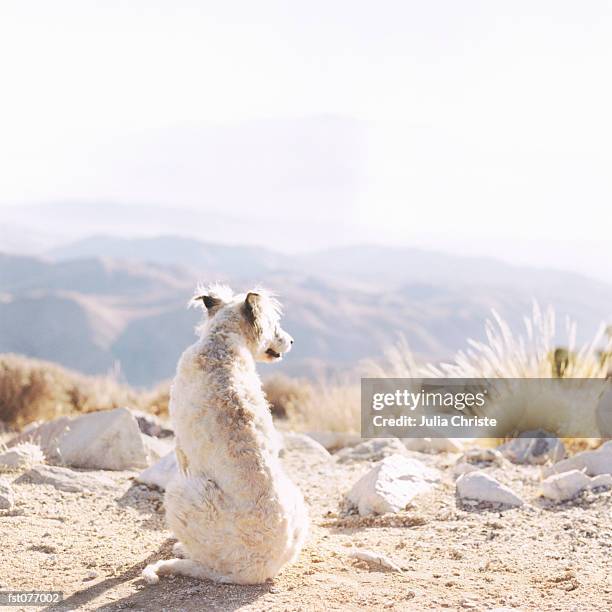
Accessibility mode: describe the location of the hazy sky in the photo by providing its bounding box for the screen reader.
[1,1,611,279]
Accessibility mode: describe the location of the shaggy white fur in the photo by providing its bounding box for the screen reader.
[142,284,308,585]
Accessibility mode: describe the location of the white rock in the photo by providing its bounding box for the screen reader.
[347,549,403,572]
[142,435,174,464]
[459,448,505,467]
[10,408,149,471]
[0,478,15,510]
[600,440,612,453]
[136,451,178,490]
[336,438,407,464]
[452,462,479,477]
[540,469,591,502]
[16,465,115,493]
[589,473,612,490]
[403,437,463,454]
[346,454,440,515]
[9,416,71,453]
[0,443,45,471]
[306,431,361,451]
[498,430,565,465]
[456,471,523,507]
[282,433,331,459]
[544,444,612,477]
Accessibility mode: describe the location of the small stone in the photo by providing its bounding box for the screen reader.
[0,478,15,510]
[459,448,504,467]
[0,443,45,472]
[346,454,439,516]
[136,451,178,490]
[540,470,591,502]
[282,433,331,459]
[544,444,612,477]
[336,438,408,464]
[456,471,523,507]
[15,465,115,493]
[347,549,403,572]
[589,473,612,490]
[403,437,463,454]
[498,430,565,465]
[142,434,173,464]
[306,431,361,451]
[452,462,479,477]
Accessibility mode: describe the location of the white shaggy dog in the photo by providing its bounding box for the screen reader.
[142,285,308,585]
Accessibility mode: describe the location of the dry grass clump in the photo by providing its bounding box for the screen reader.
[263,374,313,419]
[379,304,612,442]
[137,381,171,417]
[262,373,361,433]
[281,377,361,433]
[0,354,169,428]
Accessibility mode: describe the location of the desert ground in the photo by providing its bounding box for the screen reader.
[1,434,610,612]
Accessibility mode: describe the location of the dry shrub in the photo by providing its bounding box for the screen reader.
[425,303,612,379]
[262,374,361,434]
[263,374,313,419]
[138,381,171,417]
[0,354,168,428]
[282,377,361,433]
[372,304,612,445]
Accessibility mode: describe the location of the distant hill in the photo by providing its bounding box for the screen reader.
[47,236,285,280]
[47,234,612,297]
[1,238,611,386]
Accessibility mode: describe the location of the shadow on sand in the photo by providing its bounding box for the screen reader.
[45,538,272,612]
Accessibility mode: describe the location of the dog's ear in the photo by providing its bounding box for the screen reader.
[190,294,223,315]
[243,292,263,333]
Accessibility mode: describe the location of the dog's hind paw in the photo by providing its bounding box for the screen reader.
[142,562,161,584]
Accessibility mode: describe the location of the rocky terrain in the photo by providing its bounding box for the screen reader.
[0,409,611,611]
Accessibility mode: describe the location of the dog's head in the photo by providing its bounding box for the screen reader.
[191,284,293,363]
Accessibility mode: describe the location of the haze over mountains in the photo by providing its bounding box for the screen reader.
[1,234,611,386]
[3,113,610,284]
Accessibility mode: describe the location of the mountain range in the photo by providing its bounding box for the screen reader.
[1,235,611,386]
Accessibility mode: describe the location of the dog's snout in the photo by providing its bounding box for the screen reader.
[290,338,294,345]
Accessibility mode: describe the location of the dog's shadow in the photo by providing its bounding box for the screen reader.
[44,539,272,612]
[115,480,166,531]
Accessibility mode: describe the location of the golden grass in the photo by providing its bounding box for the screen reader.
[425,303,612,379]
[262,374,313,419]
[0,354,169,428]
[281,377,361,433]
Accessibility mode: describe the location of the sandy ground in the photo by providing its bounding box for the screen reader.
[1,444,611,612]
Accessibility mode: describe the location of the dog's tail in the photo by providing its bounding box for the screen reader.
[142,558,227,584]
